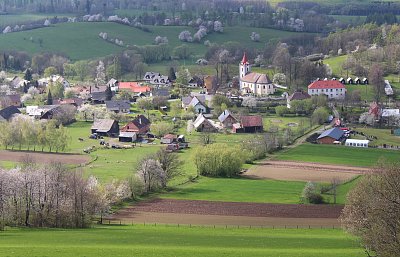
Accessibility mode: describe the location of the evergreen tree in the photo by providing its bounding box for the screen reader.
[105,86,112,101]
[23,82,29,93]
[168,67,176,81]
[24,69,32,81]
[47,90,53,105]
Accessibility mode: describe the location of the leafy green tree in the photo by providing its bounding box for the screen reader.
[44,66,58,77]
[150,122,174,138]
[311,107,329,125]
[48,82,64,99]
[275,105,289,117]
[194,143,245,177]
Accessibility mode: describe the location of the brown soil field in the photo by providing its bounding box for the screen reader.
[110,211,340,227]
[0,150,91,165]
[112,198,343,224]
[243,160,369,182]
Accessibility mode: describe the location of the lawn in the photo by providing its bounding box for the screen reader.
[354,127,400,147]
[0,225,364,257]
[275,143,400,167]
[164,177,307,204]
[0,13,71,27]
[0,22,306,61]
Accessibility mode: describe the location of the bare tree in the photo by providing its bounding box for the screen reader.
[341,161,400,257]
[153,149,183,186]
[369,64,385,103]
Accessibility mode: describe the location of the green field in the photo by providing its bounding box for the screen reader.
[354,127,400,147]
[0,225,364,257]
[0,22,306,61]
[0,13,71,27]
[275,143,400,167]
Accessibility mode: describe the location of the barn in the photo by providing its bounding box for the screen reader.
[317,127,345,144]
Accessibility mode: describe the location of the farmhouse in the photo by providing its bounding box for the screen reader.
[317,127,345,144]
[233,115,263,133]
[39,105,63,120]
[0,105,21,121]
[118,132,137,143]
[143,72,170,87]
[218,110,237,128]
[151,88,171,98]
[119,82,151,94]
[239,53,275,96]
[345,139,369,148]
[91,119,119,137]
[182,96,208,114]
[120,115,151,135]
[0,94,21,107]
[54,98,83,107]
[286,90,311,108]
[193,114,219,132]
[307,80,346,99]
[188,76,204,87]
[105,100,131,113]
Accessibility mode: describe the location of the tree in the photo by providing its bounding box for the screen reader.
[137,98,153,111]
[105,86,113,101]
[106,57,122,79]
[275,106,289,117]
[136,158,165,193]
[341,162,400,257]
[301,181,324,204]
[173,44,192,60]
[24,69,32,81]
[44,66,58,77]
[48,82,65,99]
[311,107,329,125]
[369,64,385,102]
[150,122,174,138]
[47,90,53,105]
[273,73,286,85]
[168,67,176,81]
[152,149,183,187]
[241,97,257,110]
[194,143,244,177]
[175,67,191,86]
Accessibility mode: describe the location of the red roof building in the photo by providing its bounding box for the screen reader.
[233,115,263,133]
[307,80,346,99]
[120,115,151,135]
[119,82,151,94]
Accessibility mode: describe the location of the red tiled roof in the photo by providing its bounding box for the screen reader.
[241,72,272,84]
[119,82,151,93]
[241,52,248,64]
[308,80,345,89]
[241,115,263,127]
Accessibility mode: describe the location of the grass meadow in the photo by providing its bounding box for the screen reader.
[0,22,302,61]
[275,143,400,167]
[0,225,364,257]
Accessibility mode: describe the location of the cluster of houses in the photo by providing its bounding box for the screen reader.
[191,110,263,134]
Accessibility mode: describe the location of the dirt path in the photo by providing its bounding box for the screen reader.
[112,199,344,219]
[0,150,91,165]
[244,160,368,182]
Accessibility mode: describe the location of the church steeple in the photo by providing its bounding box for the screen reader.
[239,52,250,78]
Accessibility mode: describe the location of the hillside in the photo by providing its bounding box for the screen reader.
[0,22,306,61]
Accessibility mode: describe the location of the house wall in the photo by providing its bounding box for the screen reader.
[222,116,237,128]
[194,103,207,114]
[317,137,336,144]
[196,122,218,133]
[308,88,346,99]
[240,81,275,96]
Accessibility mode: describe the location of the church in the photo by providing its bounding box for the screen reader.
[239,53,275,96]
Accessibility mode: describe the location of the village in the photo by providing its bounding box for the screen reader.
[1,53,399,154]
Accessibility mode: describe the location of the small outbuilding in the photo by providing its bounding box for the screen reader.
[119,132,137,142]
[218,110,237,129]
[345,139,369,148]
[91,119,119,137]
[161,134,177,144]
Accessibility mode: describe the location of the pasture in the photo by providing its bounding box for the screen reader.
[275,143,400,167]
[0,13,71,27]
[0,22,304,61]
[0,225,364,257]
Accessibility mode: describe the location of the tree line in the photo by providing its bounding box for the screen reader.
[0,116,69,152]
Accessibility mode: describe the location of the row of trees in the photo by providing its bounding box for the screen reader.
[0,117,69,152]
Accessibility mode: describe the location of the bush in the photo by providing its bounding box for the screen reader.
[194,143,244,177]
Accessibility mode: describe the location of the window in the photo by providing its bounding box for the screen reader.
[330,89,333,92]
[263,85,265,89]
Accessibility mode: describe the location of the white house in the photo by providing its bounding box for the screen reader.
[307,80,346,99]
[345,139,369,148]
[239,53,275,96]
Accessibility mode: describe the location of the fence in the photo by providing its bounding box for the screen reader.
[100,219,341,230]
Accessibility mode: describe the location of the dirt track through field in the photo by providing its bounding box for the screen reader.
[112,198,343,227]
[0,150,91,165]
[243,160,369,182]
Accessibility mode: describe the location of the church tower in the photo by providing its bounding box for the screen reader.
[239,52,250,78]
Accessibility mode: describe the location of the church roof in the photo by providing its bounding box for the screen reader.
[241,72,272,84]
[241,52,249,64]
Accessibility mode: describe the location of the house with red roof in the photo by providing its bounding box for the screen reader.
[307,80,346,99]
[119,82,151,94]
[239,53,275,96]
